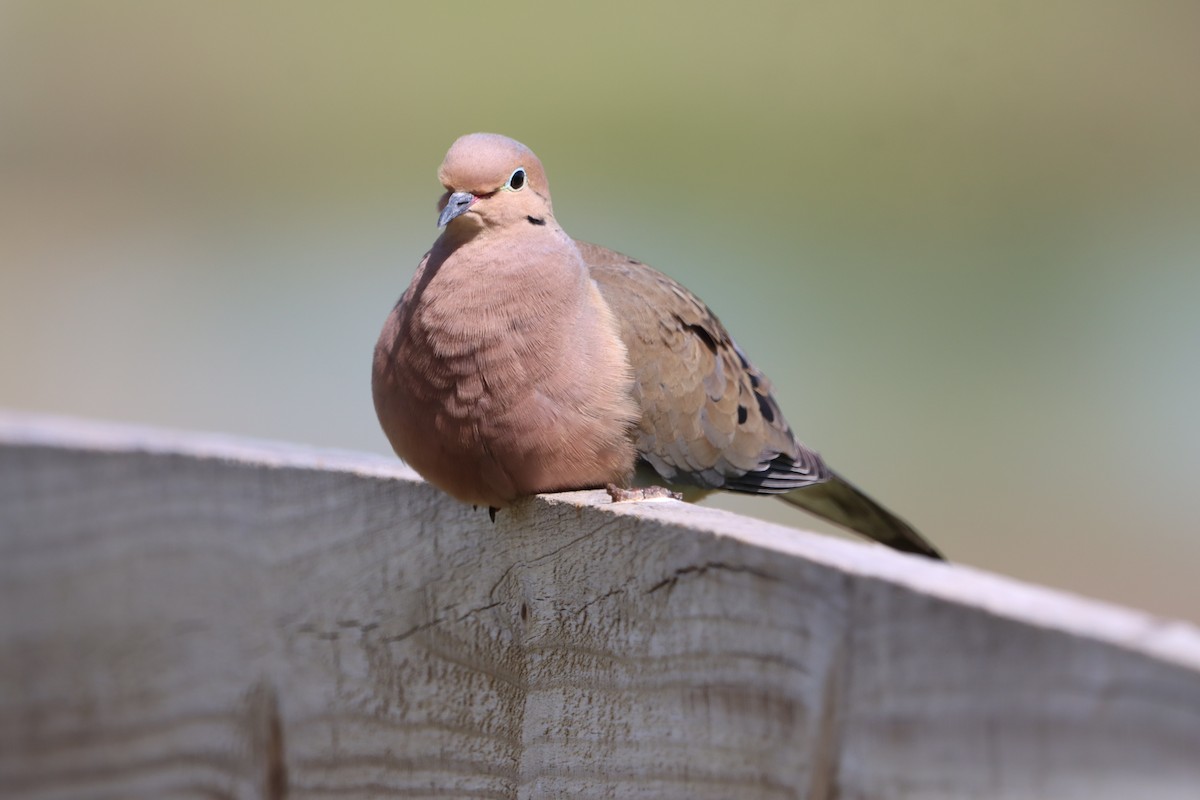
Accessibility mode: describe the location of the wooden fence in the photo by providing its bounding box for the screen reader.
[2,410,1199,799]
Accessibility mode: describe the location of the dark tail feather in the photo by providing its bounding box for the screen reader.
[779,471,944,560]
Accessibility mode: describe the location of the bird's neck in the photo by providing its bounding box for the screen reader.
[414,224,589,343]
[431,221,579,282]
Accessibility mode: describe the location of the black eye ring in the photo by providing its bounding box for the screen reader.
[506,168,526,191]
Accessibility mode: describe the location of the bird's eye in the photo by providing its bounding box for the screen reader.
[505,168,526,191]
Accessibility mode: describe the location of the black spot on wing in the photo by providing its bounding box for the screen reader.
[737,405,749,424]
[756,392,775,423]
[684,322,719,353]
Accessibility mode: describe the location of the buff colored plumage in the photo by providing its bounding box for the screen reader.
[373,133,943,559]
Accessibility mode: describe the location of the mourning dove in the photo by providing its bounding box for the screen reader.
[373,133,943,559]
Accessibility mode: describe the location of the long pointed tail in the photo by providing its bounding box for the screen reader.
[779,471,943,559]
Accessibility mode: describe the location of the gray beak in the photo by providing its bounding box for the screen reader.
[438,191,476,227]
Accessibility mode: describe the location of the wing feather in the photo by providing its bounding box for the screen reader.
[580,240,830,494]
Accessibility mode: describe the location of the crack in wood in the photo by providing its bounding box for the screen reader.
[648,561,777,595]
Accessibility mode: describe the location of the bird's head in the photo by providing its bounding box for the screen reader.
[435,133,554,231]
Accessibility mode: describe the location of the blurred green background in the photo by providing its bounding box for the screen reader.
[2,2,1198,620]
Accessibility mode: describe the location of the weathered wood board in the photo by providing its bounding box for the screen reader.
[2,411,1199,799]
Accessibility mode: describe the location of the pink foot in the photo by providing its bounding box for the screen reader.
[606,484,682,503]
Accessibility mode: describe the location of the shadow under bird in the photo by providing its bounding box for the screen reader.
[372,133,943,559]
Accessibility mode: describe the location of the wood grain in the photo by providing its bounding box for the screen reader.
[2,411,1199,799]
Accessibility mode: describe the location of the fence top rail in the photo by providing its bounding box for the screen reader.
[4,407,1199,673]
